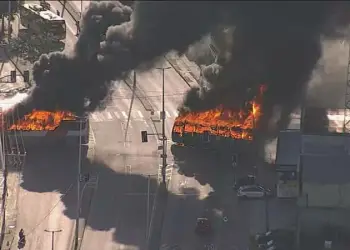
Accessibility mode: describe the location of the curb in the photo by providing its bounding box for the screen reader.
[0,168,8,249]
[58,1,80,22]
[71,185,96,250]
[123,75,155,113]
[146,183,169,250]
[164,54,198,88]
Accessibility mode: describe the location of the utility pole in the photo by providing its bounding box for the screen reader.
[146,174,151,239]
[44,229,62,250]
[156,67,171,184]
[74,118,83,250]
[125,71,136,143]
[265,192,270,232]
[7,0,11,40]
[80,0,83,18]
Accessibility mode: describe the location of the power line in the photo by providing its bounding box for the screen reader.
[23,183,74,237]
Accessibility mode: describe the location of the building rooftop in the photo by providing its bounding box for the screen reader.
[276,130,301,166]
[301,154,350,185]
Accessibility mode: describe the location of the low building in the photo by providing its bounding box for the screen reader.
[298,134,350,238]
[275,130,300,198]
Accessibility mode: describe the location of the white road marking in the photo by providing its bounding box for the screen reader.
[143,120,149,127]
[137,110,144,118]
[131,111,138,119]
[90,113,101,122]
[105,112,113,120]
[114,111,121,119]
[121,111,128,119]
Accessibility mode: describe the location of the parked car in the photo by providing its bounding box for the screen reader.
[255,231,275,249]
[234,175,256,190]
[195,217,212,235]
[237,185,272,199]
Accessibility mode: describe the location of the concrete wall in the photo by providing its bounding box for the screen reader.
[300,208,350,235]
[302,135,350,155]
[302,183,350,208]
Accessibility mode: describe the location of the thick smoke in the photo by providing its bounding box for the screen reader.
[9,1,133,121]
[6,1,350,137]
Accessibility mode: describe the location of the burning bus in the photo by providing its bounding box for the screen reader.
[0,91,89,148]
[171,86,266,153]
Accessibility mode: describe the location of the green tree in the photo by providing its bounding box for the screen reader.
[6,28,64,63]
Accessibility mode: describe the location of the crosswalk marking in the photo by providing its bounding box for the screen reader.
[105,112,113,120]
[90,113,101,122]
[89,109,179,123]
[131,111,138,119]
[114,111,120,119]
[121,111,128,119]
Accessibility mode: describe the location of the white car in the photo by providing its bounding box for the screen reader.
[237,185,272,199]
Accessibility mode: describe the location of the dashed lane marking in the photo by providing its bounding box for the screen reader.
[138,110,144,118]
[121,111,128,119]
[105,112,113,120]
[114,111,121,119]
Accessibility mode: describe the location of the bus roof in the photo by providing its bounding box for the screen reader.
[22,3,64,21]
[39,10,64,21]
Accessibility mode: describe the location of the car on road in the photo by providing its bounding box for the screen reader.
[237,185,272,199]
[195,217,212,235]
[234,175,256,190]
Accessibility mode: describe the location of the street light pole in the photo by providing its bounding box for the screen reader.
[265,191,270,232]
[74,118,83,250]
[146,174,151,238]
[156,67,171,184]
[7,0,11,40]
[125,71,136,143]
[44,229,62,250]
[80,0,83,18]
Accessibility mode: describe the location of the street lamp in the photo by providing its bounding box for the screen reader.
[264,191,270,232]
[44,229,62,250]
[156,66,171,184]
[74,116,84,250]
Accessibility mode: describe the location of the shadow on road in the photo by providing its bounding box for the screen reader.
[7,144,209,249]
[5,139,270,249]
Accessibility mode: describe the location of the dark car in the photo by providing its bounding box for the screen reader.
[255,231,275,249]
[234,175,256,190]
[195,217,212,235]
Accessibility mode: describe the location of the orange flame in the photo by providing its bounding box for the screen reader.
[8,110,76,131]
[172,85,266,140]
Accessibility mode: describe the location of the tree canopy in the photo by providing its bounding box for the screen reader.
[7,29,64,63]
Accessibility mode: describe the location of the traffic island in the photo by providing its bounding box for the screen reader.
[147,183,169,250]
[71,183,97,250]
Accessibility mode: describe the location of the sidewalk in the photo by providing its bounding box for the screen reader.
[0,15,32,82]
[0,170,22,250]
[71,1,90,14]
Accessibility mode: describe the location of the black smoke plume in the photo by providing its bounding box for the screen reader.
[5,1,350,136]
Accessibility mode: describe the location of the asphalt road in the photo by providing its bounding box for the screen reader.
[80,80,160,250]
[14,2,298,250]
[12,2,82,250]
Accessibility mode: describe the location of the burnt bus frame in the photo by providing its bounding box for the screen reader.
[171,122,254,153]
